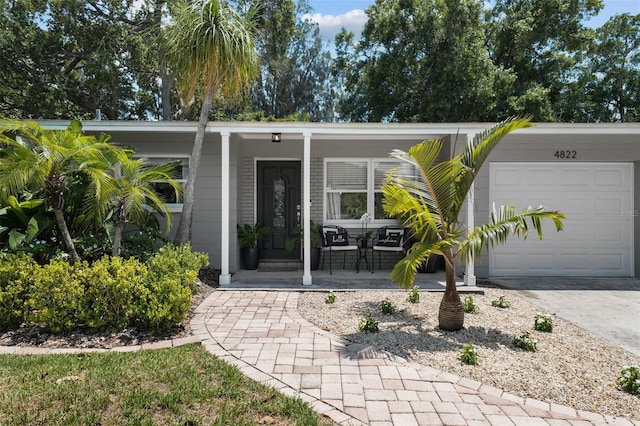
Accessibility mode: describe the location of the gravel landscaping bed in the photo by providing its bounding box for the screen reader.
[298,287,640,420]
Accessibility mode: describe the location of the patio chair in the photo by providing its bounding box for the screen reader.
[371,226,406,273]
[321,226,358,274]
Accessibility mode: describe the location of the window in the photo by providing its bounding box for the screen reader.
[139,156,189,211]
[324,159,403,223]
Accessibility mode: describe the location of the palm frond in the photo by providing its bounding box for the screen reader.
[389,239,455,289]
[459,204,566,260]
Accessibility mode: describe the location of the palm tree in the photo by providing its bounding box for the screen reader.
[96,154,182,257]
[164,0,259,245]
[382,117,566,331]
[0,120,115,262]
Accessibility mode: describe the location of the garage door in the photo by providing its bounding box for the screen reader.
[489,163,633,277]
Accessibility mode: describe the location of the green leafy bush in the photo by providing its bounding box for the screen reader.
[462,296,479,313]
[459,342,478,365]
[78,256,149,330]
[379,298,395,314]
[617,365,640,395]
[325,291,336,304]
[358,314,379,333]
[0,253,38,329]
[491,295,510,308]
[534,313,554,332]
[0,243,207,333]
[512,331,537,352]
[27,259,85,332]
[406,286,420,303]
[146,243,209,294]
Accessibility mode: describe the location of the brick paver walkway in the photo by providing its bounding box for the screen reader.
[191,291,639,426]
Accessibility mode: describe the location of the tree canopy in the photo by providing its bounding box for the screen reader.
[0,0,638,122]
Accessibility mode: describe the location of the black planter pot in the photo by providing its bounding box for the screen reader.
[241,247,260,270]
[418,255,441,273]
[310,248,321,271]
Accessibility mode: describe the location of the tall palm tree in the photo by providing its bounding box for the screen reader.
[382,117,566,331]
[0,120,115,262]
[94,154,182,257]
[164,0,259,244]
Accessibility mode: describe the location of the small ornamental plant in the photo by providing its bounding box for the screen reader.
[534,313,554,332]
[379,298,395,314]
[459,342,478,365]
[406,286,420,304]
[358,314,379,333]
[491,295,511,308]
[512,331,537,352]
[617,365,640,395]
[325,291,336,304]
[462,296,479,313]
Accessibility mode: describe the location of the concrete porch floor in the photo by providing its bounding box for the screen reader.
[221,268,484,293]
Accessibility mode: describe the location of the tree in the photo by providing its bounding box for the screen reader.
[0,120,115,262]
[382,117,566,331]
[334,0,508,122]
[97,155,182,257]
[485,0,603,121]
[568,14,640,122]
[0,0,165,120]
[233,0,336,121]
[164,0,258,245]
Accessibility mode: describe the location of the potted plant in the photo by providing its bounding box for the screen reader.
[237,221,270,270]
[285,220,323,270]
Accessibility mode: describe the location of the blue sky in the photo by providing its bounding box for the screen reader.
[303,0,640,43]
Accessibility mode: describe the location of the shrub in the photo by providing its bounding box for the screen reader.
[534,313,554,332]
[617,366,640,395]
[325,291,336,304]
[462,296,479,313]
[140,275,193,331]
[491,295,510,308]
[358,314,379,333]
[406,286,420,303]
[146,243,209,294]
[78,256,149,330]
[459,342,478,365]
[0,253,38,329]
[27,259,85,332]
[379,298,395,314]
[512,331,537,352]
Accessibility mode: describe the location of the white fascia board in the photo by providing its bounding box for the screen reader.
[37,120,640,137]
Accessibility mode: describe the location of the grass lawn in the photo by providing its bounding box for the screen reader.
[0,344,336,425]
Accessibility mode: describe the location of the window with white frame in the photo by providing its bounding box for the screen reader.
[324,159,403,223]
[138,156,189,210]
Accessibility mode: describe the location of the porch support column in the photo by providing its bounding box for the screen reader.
[302,131,312,285]
[219,131,232,286]
[464,176,476,286]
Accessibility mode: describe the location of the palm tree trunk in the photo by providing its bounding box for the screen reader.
[438,250,464,331]
[53,208,80,263]
[174,92,213,245]
[112,222,125,257]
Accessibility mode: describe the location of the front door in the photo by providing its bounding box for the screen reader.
[257,161,301,260]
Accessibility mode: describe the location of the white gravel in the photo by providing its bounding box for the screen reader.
[297,287,640,420]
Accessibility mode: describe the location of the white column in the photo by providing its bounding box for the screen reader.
[464,181,476,286]
[219,131,232,286]
[302,132,312,285]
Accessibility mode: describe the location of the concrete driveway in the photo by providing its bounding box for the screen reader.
[489,277,640,357]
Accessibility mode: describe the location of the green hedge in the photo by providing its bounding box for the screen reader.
[0,244,209,333]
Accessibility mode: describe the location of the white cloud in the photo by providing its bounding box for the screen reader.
[303,9,367,42]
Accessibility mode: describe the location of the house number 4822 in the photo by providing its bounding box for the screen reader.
[554,150,577,159]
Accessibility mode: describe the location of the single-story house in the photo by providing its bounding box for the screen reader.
[41,120,640,285]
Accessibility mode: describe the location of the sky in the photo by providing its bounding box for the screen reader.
[302,0,640,44]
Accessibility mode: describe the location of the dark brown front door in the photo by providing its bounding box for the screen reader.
[257,161,301,260]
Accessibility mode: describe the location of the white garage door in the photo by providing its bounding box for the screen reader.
[489,163,633,277]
